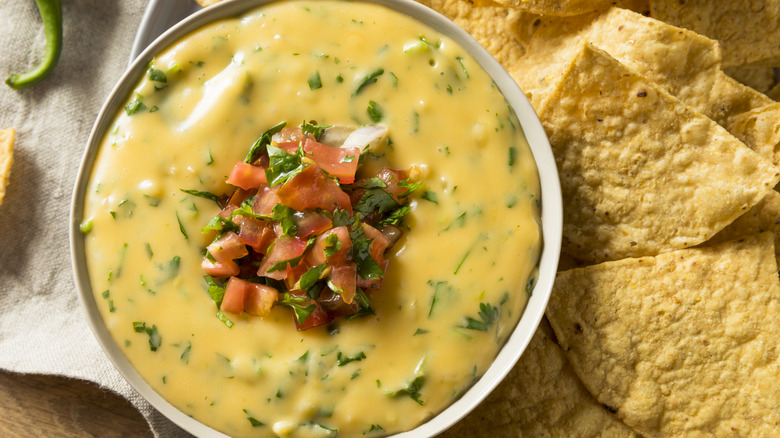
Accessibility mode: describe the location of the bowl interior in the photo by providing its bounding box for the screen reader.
[70,0,562,436]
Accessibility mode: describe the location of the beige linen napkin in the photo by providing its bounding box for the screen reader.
[0,1,190,436]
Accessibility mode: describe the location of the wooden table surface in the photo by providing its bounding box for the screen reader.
[0,371,153,437]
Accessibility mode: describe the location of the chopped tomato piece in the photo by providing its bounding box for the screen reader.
[252,184,281,216]
[238,216,275,253]
[277,165,352,213]
[257,236,309,280]
[226,187,253,207]
[202,258,239,278]
[277,138,361,184]
[318,287,360,317]
[294,210,333,237]
[329,263,357,304]
[244,282,279,317]
[308,226,352,266]
[207,232,248,264]
[362,223,390,265]
[227,162,267,190]
[295,301,334,330]
[221,276,249,314]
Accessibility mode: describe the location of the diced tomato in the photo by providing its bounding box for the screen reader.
[244,282,279,317]
[362,223,390,264]
[257,236,309,280]
[221,276,249,314]
[278,138,361,184]
[329,263,357,304]
[228,162,267,190]
[318,287,360,318]
[294,211,333,237]
[277,165,352,213]
[252,184,281,216]
[308,226,352,266]
[207,231,248,264]
[273,127,304,144]
[226,188,253,207]
[373,167,410,203]
[202,258,239,278]
[238,216,275,253]
[221,277,279,316]
[296,301,334,330]
[218,204,239,220]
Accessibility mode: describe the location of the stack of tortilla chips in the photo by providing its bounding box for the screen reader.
[417,0,780,436]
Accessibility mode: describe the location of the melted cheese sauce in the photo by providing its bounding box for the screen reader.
[82,1,540,436]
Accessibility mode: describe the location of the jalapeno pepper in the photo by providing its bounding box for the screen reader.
[6,0,62,90]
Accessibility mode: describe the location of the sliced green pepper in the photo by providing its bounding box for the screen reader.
[6,0,63,90]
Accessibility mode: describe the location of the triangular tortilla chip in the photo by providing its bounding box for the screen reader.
[442,320,639,437]
[649,0,780,68]
[511,6,780,168]
[534,42,779,262]
[415,0,537,68]
[488,0,615,16]
[0,128,14,206]
[724,65,778,94]
[547,233,780,437]
[705,189,780,267]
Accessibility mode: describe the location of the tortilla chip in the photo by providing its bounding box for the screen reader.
[194,0,223,6]
[724,65,779,94]
[728,103,780,168]
[511,7,780,167]
[442,320,639,437]
[648,0,780,68]
[768,82,780,101]
[0,128,14,206]
[546,233,780,437]
[532,42,779,262]
[415,0,537,68]
[705,189,780,267]
[488,0,615,16]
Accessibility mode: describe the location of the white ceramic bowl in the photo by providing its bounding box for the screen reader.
[70,0,562,436]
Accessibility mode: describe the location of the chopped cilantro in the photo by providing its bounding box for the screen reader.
[244,121,287,164]
[367,100,383,123]
[350,227,384,280]
[279,292,316,324]
[265,144,306,187]
[301,120,331,140]
[460,302,499,331]
[132,322,162,351]
[300,264,327,290]
[148,67,167,83]
[323,233,341,257]
[387,375,425,405]
[421,190,438,204]
[353,68,384,96]
[308,71,322,90]
[180,188,220,205]
[336,351,366,366]
[243,409,264,427]
[176,211,188,240]
[271,204,298,237]
[124,97,146,115]
[508,146,517,168]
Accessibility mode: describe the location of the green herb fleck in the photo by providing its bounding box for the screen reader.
[132,322,162,351]
[79,218,93,234]
[460,302,499,331]
[308,71,322,90]
[336,351,366,366]
[245,121,287,164]
[421,190,438,204]
[353,68,384,96]
[176,212,188,240]
[124,97,146,115]
[367,100,383,123]
[180,188,220,205]
[148,67,167,83]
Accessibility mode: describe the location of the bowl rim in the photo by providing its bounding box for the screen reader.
[69,0,562,436]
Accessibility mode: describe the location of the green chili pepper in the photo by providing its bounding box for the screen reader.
[6,0,63,90]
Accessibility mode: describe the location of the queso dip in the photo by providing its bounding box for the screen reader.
[81,1,541,436]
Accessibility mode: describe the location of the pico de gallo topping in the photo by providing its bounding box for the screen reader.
[198,121,420,330]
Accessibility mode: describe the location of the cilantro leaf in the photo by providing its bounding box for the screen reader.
[265,144,306,187]
[301,120,331,140]
[180,188,220,205]
[337,350,366,366]
[350,227,384,280]
[387,375,425,405]
[323,233,342,257]
[132,322,162,351]
[279,292,316,324]
[300,264,327,290]
[460,302,499,331]
[355,188,399,219]
[244,121,287,163]
[353,68,384,96]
